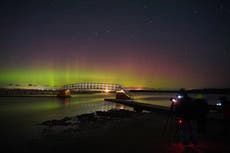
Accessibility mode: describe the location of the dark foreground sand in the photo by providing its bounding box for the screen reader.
[22,109,230,153]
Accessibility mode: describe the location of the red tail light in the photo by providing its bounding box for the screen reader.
[177,119,183,125]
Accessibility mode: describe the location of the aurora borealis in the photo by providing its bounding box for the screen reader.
[0,0,230,89]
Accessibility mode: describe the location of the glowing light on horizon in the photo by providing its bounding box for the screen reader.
[0,68,201,89]
[104,89,110,93]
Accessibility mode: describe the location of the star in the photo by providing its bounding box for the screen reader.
[144,5,148,9]
[129,34,135,39]
[224,49,230,56]
[105,29,111,33]
[193,9,199,15]
[149,20,153,24]
[184,48,191,56]
[94,32,99,37]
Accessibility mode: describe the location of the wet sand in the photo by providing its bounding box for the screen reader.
[25,109,229,153]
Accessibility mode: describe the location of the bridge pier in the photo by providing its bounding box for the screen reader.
[57,89,71,98]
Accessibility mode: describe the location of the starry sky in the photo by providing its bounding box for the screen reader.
[0,0,230,89]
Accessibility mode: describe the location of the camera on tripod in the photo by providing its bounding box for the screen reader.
[170,97,177,112]
[169,95,186,126]
[162,97,184,142]
[170,94,184,103]
[169,94,183,112]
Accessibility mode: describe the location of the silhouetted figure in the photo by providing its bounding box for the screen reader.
[218,97,230,136]
[194,94,209,134]
[174,89,198,148]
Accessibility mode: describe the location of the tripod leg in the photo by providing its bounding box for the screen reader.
[173,125,181,143]
[162,113,171,135]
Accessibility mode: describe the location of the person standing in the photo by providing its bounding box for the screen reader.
[218,97,230,136]
[174,89,198,148]
[194,94,209,135]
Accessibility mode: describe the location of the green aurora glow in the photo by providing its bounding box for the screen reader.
[0,69,179,89]
[1,1,230,90]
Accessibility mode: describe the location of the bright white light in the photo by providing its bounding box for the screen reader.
[104,89,110,93]
[172,98,177,103]
[119,105,124,109]
[177,95,183,99]
[216,102,222,106]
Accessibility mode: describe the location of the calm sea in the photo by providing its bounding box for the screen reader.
[0,92,228,151]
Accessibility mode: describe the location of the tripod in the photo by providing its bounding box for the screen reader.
[162,107,182,143]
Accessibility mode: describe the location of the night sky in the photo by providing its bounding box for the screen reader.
[0,0,230,89]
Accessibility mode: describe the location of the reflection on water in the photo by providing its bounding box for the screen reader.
[115,103,125,110]
[0,93,133,145]
[133,92,176,106]
[63,97,70,106]
[132,92,230,106]
[0,92,229,150]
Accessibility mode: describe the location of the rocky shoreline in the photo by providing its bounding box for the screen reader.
[39,109,148,138]
[24,109,229,153]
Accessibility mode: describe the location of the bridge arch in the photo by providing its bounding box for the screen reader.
[62,83,123,92]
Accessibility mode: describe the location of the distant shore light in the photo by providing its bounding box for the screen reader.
[104,89,110,93]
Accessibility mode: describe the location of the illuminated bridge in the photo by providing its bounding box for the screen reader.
[62,83,123,92]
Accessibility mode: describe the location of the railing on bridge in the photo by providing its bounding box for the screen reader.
[62,83,122,92]
[58,82,133,99]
